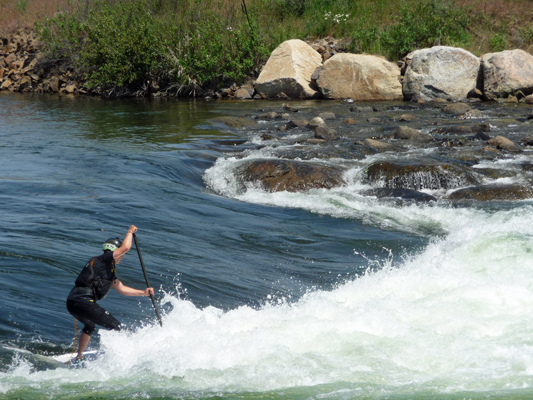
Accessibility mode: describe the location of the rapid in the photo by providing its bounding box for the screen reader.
[1,92,533,399]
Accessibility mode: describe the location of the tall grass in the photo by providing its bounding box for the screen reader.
[33,0,533,96]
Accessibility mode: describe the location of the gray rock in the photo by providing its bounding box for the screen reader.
[314,126,337,141]
[403,46,480,102]
[318,112,336,120]
[481,49,533,99]
[308,117,327,129]
[442,103,472,114]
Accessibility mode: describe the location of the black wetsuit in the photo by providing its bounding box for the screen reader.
[66,251,122,336]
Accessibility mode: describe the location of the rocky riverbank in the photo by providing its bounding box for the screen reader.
[4,28,532,104]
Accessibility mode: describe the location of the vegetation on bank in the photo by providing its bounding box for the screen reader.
[17,0,533,96]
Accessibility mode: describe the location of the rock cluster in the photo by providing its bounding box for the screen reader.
[255,40,533,103]
[0,28,81,95]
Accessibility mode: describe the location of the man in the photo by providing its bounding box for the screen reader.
[66,225,154,360]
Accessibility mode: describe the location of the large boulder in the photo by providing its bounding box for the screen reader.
[317,53,402,100]
[481,49,533,99]
[255,39,322,99]
[239,160,344,192]
[403,46,480,102]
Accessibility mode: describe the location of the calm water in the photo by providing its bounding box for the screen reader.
[1,92,533,399]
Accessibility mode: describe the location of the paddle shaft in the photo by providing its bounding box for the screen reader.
[132,233,163,327]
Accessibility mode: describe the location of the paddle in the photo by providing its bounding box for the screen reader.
[132,233,163,327]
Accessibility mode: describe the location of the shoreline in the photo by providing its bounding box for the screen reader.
[1,28,533,106]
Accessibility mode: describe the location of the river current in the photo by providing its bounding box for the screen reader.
[1,92,533,399]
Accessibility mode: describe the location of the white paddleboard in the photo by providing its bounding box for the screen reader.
[53,350,100,364]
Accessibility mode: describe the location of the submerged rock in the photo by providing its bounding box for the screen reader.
[431,123,490,136]
[392,126,433,142]
[213,116,256,128]
[364,160,479,190]
[487,135,521,152]
[355,138,404,153]
[362,187,437,203]
[448,184,533,201]
[239,160,345,192]
[314,126,338,141]
[442,103,473,114]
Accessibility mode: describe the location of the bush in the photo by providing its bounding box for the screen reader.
[383,0,471,59]
[490,33,508,52]
[80,0,169,89]
[37,0,271,95]
[177,7,269,89]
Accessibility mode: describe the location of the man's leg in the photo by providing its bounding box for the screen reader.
[77,332,91,360]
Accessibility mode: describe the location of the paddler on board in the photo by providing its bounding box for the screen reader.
[66,225,154,360]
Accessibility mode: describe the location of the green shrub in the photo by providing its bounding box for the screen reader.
[79,0,169,89]
[172,5,269,90]
[37,11,84,62]
[383,0,471,59]
[490,33,508,52]
[515,25,533,49]
[16,0,29,12]
[273,0,308,19]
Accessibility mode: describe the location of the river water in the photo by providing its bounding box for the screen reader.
[1,92,533,399]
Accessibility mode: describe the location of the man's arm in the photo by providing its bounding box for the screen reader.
[112,225,137,259]
[112,279,154,297]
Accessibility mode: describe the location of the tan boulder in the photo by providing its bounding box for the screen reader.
[65,84,77,93]
[317,53,402,100]
[234,88,252,100]
[18,76,31,90]
[255,39,322,99]
[482,49,533,99]
[4,54,16,65]
[50,76,60,92]
[1,79,12,90]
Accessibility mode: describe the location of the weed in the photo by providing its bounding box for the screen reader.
[384,0,471,59]
[16,0,29,12]
[490,32,508,52]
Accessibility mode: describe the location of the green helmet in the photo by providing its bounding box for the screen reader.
[103,237,122,252]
